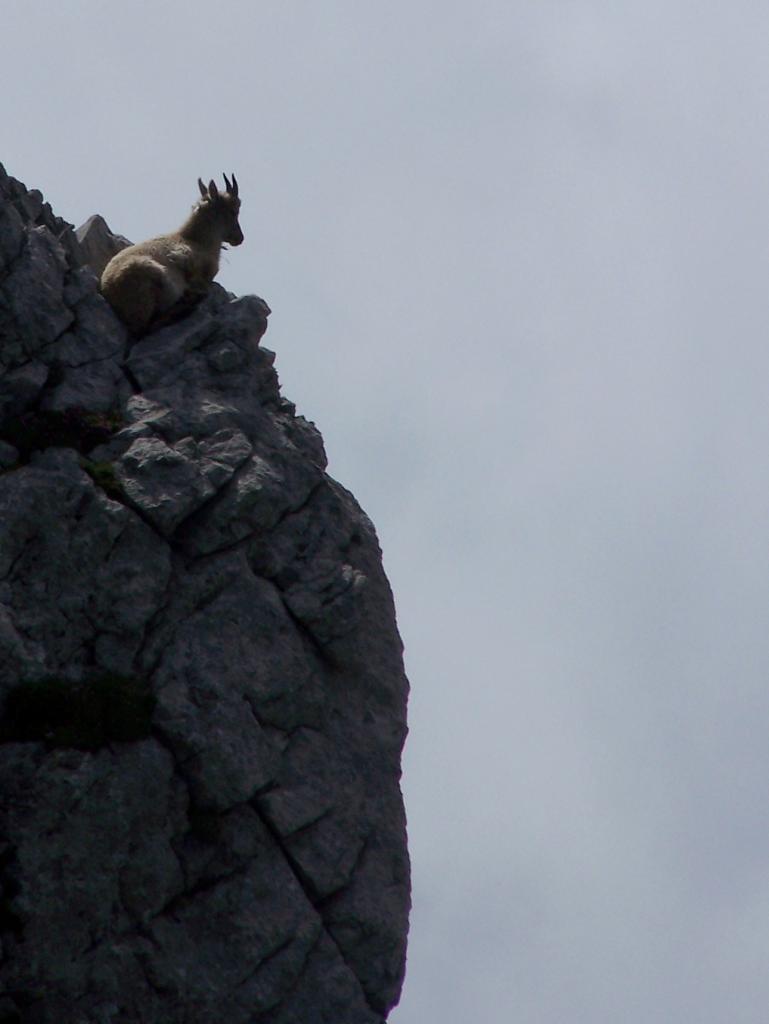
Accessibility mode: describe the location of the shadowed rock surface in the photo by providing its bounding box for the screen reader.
[0,165,409,1024]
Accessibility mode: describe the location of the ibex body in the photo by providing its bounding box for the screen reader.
[100,175,243,335]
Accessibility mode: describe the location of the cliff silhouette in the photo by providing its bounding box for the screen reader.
[0,164,410,1024]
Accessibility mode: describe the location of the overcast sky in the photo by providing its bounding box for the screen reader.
[4,2,769,1020]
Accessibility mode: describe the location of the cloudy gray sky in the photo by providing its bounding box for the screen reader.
[5,2,769,1020]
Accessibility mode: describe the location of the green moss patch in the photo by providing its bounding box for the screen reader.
[0,673,155,750]
[80,458,124,500]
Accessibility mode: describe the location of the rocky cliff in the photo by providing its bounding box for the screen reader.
[0,165,409,1024]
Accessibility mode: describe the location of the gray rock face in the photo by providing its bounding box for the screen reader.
[75,213,131,280]
[0,165,409,1023]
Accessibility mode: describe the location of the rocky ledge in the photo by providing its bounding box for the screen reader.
[0,165,409,1024]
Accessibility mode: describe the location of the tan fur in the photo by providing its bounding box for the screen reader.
[100,175,243,335]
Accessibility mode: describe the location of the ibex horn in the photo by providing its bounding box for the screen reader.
[208,179,219,198]
[198,178,208,198]
[231,173,239,198]
[223,173,232,193]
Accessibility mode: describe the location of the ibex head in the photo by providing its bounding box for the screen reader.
[197,173,244,246]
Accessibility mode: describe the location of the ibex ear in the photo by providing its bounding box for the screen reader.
[208,179,219,199]
[231,173,239,198]
[198,178,208,199]
[223,173,232,193]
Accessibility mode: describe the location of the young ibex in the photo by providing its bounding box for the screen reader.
[100,174,243,334]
